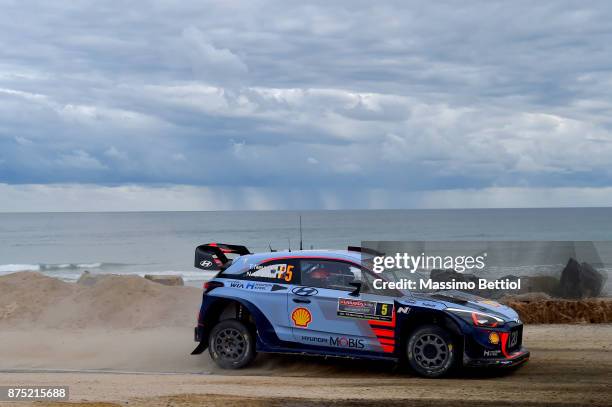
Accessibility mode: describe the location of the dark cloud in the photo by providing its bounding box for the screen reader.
[1,1,612,209]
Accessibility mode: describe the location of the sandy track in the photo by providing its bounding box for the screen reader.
[1,272,610,405]
[0,324,611,406]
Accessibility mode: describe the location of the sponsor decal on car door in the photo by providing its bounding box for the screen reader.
[232,259,296,342]
[289,259,395,354]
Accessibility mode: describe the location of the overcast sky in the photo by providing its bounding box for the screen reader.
[1,0,612,211]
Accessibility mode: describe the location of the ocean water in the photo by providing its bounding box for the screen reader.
[1,208,611,289]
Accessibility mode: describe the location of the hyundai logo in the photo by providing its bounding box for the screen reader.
[200,260,213,268]
[292,286,318,296]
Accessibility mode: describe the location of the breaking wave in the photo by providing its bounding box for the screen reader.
[0,263,216,287]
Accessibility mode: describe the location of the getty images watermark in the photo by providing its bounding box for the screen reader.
[365,247,520,291]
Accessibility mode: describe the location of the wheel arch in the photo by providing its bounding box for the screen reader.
[193,294,280,355]
[397,307,465,359]
[202,297,257,336]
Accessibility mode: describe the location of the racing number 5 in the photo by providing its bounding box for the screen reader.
[381,304,389,316]
[283,264,294,282]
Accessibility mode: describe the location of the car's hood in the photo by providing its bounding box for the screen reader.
[400,290,520,322]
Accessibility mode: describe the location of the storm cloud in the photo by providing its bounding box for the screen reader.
[1,1,612,210]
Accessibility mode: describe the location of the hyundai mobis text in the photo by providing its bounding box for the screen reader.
[191,243,529,378]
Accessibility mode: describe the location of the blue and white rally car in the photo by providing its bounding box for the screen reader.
[191,243,529,377]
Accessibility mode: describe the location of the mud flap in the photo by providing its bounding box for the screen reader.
[191,342,208,355]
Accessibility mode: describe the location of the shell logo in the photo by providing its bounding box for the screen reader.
[291,307,312,328]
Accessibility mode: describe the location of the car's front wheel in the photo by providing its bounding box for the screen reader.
[406,324,456,378]
[208,319,255,369]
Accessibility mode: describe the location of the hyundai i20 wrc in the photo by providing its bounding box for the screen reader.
[191,243,529,378]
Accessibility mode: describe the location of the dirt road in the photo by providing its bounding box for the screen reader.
[0,324,610,406]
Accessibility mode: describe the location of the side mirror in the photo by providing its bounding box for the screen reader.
[348,280,362,297]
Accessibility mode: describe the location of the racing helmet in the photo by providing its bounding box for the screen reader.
[309,264,331,280]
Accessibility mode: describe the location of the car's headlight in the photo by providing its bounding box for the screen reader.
[446,308,504,328]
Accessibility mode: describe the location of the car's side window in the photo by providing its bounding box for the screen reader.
[299,259,359,291]
[241,259,299,284]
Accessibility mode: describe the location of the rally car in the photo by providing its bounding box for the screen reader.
[191,243,529,377]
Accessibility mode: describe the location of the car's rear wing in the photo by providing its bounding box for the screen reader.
[195,243,251,271]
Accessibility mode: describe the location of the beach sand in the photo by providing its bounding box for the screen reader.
[0,272,611,406]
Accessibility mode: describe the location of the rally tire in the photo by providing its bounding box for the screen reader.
[406,324,456,378]
[208,319,255,369]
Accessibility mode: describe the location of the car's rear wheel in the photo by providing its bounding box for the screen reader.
[208,319,255,369]
[406,324,456,378]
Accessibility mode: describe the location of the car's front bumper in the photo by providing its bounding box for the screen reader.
[464,347,530,368]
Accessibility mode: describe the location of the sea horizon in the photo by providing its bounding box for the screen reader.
[1,208,611,293]
[2,206,612,214]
